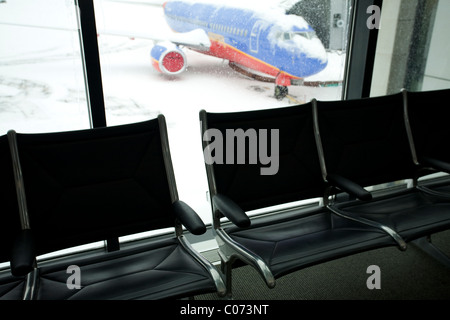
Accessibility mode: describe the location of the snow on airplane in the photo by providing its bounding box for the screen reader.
[106,0,329,99]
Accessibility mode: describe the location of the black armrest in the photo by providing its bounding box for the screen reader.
[11,229,35,277]
[213,194,250,228]
[421,156,450,175]
[327,173,372,201]
[173,200,206,235]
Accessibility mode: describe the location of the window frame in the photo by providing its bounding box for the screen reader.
[342,0,383,99]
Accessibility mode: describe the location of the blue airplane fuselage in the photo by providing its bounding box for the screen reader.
[162,1,328,83]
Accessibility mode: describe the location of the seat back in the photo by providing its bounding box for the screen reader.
[0,135,22,264]
[405,88,450,164]
[200,103,325,214]
[10,117,176,256]
[313,92,417,188]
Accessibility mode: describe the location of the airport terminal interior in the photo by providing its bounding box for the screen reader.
[0,0,449,301]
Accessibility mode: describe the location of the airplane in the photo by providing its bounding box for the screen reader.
[104,0,329,100]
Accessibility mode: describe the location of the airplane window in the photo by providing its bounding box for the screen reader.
[293,31,316,40]
[283,32,291,40]
[0,0,90,134]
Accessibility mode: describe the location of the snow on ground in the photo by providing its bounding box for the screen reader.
[0,0,346,225]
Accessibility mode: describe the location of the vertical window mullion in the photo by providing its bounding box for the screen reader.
[343,0,382,99]
[76,0,107,128]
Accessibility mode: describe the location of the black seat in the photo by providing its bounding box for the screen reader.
[0,135,27,300]
[404,88,450,192]
[200,104,398,297]
[313,92,450,266]
[7,115,225,300]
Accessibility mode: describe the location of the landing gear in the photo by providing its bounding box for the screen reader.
[274,73,290,100]
[274,85,288,100]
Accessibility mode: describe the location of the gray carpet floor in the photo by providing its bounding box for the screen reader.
[196,230,450,300]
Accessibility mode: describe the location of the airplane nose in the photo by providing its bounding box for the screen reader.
[294,53,328,79]
[302,43,328,76]
[284,37,328,78]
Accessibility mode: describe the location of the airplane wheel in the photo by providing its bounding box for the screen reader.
[275,85,288,100]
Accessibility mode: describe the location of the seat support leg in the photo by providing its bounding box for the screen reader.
[23,267,39,300]
[219,254,234,299]
[412,236,450,268]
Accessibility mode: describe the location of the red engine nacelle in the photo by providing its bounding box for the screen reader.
[150,43,187,75]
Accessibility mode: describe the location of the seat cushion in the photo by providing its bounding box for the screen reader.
[334,188,450,241]
[35,238,217,300]
[225,208,395,278]
[0,270,25,300]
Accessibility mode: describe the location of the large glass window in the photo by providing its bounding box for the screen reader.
[93,0,353,226]
[0,0,90,134]
[371,0,450,96]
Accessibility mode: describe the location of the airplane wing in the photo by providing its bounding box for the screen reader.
[97,0,210,50]
[97,28,211,51]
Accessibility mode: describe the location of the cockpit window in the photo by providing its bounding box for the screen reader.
[294,31,316,40]
[282,31,316,41]
[277,31,316,41]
